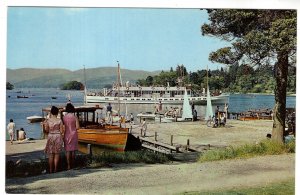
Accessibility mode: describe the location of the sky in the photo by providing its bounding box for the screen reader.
[6,7,230,72]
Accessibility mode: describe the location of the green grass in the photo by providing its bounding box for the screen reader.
[198,139,295,163]
[181,179,295,195]
[87,150,173,168]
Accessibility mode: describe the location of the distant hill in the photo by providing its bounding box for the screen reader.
[6,67,161,89]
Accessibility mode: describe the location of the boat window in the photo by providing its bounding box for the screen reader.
[131,99,134,100]
[175,99,179,100]
[148,99,151,100]
[105,98,109,100]
[114,98,118,100]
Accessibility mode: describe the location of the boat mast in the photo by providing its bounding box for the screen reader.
[206,65,208,89]
[117,61,121,116]
[83,65,87,105]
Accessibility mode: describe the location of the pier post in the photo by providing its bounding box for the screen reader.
[186,139,190,151]
[87,144,92,156]
[155,132,158,141]
[170,135,173,146]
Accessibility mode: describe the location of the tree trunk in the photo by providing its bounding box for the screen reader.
[272,52,288,143]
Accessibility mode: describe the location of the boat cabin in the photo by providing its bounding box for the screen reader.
[104,86,192,98]
[42,105,104,128]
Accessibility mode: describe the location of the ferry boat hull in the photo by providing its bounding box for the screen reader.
[86,94,229,105]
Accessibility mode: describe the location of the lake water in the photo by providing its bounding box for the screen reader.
[6,88,296,140]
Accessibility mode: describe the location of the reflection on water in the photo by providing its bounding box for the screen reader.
[6,89,296,140]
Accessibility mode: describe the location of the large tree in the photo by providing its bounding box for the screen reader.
[202,10,296,143]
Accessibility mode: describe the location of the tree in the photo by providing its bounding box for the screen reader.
[145,76,154,86]
[60,81,84,90]
[6,82,14,90]
[202,10,296,143]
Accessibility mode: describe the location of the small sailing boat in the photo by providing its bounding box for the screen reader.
[176,89,193,122]
[205,85,214,122]
[155,89,193,122]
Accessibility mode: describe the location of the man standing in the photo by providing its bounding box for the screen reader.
[106,103,112,125]
[140,118,147,137]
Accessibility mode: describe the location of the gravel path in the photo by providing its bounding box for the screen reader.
[6,154,295,194]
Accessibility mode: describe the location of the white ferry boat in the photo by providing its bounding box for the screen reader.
[86,85,228,105]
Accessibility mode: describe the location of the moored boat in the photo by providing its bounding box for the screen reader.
[17,95,29,98]
[27,115,45,123]
[137,112,157,119]
[85,64,228,105]
[86,86,228,105]
[41,105,140,153]
[239,109,273,121]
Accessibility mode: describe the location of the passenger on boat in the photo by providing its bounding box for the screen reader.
[191,102,195,111]
[193,109,197,121]
[106,103,113,125]
[130,113,134,125]
[158,101,162,112]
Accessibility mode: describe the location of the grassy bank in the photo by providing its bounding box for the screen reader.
[198,139,295,163]
[182,179,295,195]
[6,150,173,178]
[85,150,173,168]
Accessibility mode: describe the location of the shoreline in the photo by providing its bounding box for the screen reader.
[6,119,274,163]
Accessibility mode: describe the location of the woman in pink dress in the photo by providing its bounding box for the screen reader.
[63,103,79,170]
[43,106,64,173]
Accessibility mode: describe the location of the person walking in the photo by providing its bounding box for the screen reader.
[43,106,64,173]
[7,119,15,144]
[63,103,80,170]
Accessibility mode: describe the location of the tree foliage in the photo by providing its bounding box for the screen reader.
[6,82,14,90]
[60,81,84,90]
[202,9,296,143]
